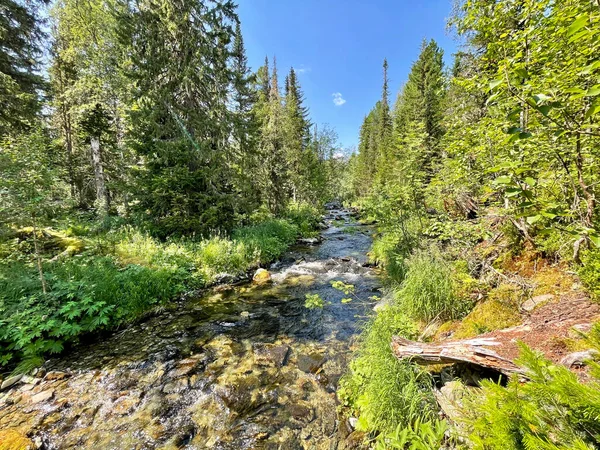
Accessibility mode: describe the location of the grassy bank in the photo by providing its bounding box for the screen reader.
[340,206,600,449]
[0,203,321,371]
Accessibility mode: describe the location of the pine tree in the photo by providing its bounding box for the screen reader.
[117,0,239,236]
[395,40,445,155]
[231,20,259,214]
[284,67,312,201]
[258,56,289,213]
[0,0,46,135]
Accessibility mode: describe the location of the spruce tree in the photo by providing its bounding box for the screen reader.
[0,0,46,135]
[117,0,239,236]
[231,20,259,214]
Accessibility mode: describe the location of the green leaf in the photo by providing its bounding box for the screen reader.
[489,79,503,90]
[580,60,600,75]
[494,176,512,185]
[524,177,536,187]
[527,215,542,225]
[537,105,551,116]
[567,15,588,37]
[586,86,600,97]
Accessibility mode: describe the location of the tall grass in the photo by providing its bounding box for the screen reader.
[395,248,473,322]
[338,304,437,434]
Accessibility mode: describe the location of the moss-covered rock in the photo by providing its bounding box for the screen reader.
[452,299,521,339]
[0,429,35,450]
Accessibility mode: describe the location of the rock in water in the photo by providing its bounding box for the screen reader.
[1,374,23,390]
[31,389,54,404]
[297,354,325,373]
[253,344,290,368]
[253,268,272,284]
[0,429,35,450]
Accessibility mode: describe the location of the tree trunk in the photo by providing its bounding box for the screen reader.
[31,217,47,295]
[391,336,525,377]
[90,136,110,213]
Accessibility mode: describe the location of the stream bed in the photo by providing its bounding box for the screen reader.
[0,208,381,449]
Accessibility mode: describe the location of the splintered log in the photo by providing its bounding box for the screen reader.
[391,336,525,377]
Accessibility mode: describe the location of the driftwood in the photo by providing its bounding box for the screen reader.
[391,336,525,377]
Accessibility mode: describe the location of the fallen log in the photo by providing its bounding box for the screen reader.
[391,336,526,377]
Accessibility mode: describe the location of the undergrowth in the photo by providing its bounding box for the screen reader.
[338,304,437,435]
[0,204,320,371]
[463,344,600,450]
[395,249,473,323]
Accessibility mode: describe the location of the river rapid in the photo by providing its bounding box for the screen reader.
[0,208,381,449]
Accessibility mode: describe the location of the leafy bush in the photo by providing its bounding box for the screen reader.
[463,344,600,450]
[396,249,473,322]
[233,219,299,261]
[338,305,437,435]
[579,249,600,301]
[283,201,322,236]
[0,257,186,367]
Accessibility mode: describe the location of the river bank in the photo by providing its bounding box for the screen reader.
[0,207,382,449]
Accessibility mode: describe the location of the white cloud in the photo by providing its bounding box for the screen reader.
[332,92,346,106]
[296,65,311,74]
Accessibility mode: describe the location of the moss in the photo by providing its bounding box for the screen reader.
[531,266,574,296]
[487,283,525,306]
[433,320,461,340]
[452,299,521,339]
[0,430,34,450]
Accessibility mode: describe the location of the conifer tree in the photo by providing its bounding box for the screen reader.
[258,56,289,213]
[231,20,259,213]
[0,0,46,135]
[117,0,238,236]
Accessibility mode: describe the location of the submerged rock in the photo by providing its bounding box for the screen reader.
[0,429,35,450]
[253,344,290,368]
[297,354,325,374]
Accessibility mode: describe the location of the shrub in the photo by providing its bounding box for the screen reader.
[579,249,600,301]
[463,344,600,450]
[283,201,322,236]
[233,219,299,262]
[396,249,473,322]
[370,230,416,284]
[338,305,437,435]
[0,257,186,368]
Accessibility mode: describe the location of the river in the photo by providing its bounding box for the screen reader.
[0,208,381,449]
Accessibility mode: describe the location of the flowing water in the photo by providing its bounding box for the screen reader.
[0,209,381,449]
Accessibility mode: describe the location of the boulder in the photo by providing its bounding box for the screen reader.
[521,294,554,312]
[252,268,272,284]
[434,380,469,422]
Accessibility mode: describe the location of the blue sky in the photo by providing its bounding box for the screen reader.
[237,0,458,151]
